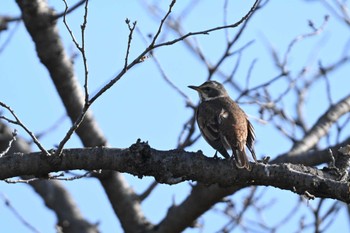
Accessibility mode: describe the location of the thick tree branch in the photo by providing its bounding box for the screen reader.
[286,94,350,156]
[156,184,237,233]
[273,136,350,165]
[1,141,349,204]
[161,136,350,232]
[31,179,99,233]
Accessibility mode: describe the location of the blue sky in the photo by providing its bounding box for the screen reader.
[1,0,349,232]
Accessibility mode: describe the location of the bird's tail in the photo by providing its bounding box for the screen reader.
[234,149,251,170]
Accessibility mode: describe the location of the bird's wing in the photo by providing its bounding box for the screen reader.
[197,108,220,141]
[246,119,257,162]
[218,102,247,149]
[197,105,230,158]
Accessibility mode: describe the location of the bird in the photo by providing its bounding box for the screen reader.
[188,80,257,170]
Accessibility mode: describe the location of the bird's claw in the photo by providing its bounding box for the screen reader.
[213,151,219,159]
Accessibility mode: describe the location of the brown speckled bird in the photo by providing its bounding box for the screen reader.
[188,81,257,170]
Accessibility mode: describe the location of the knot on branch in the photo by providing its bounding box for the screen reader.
[335,145,350,179]
[129,139,151,158]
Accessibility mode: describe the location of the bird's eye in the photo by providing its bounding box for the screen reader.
[203,87,211,92]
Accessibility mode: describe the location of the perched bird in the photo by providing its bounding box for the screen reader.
[188,81,257,170]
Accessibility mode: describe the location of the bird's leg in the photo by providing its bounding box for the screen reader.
[228,153,239,169]
[229,153,234,160]
[213,151,219,159]
[228,152,235,163]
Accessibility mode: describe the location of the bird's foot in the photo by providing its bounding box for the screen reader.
[234,160,246,169]
[260,156,270,164]
[213,151,219,159]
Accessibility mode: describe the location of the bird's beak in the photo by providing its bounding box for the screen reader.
[188,85,200,91]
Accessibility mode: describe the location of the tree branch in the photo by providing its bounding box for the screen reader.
[287,94,350,156]
[0,101,49,155]
[0,121,98,233]
[156,183,237,233]
[1,141,349,204]
[15,1,149,232]
[273,136,350,165]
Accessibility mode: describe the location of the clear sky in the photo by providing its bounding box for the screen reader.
[0,0,349,232]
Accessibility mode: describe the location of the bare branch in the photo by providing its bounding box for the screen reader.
[81,0,90,103]
[62,0,90,102]
[0,102,49,155]
[151,52,191,101]
[138,181,158,202]
[237,72,287,101]
[282,15,329,67]
[149,0,177,48]
[35,114,66,140]
[54,0,87,20]
[124,19,137,71]
[0,129,16,157]
[54,104,90,156]
[0,20,20,53]
[287,94,350,156]
[5,171,94,183]
[85,0,260,117]
[153,0,260,50]
[1,193,41,233]
[1,142,350,204]
[273,136,350,165]
[62,0,81,51]
[53,0,92,156]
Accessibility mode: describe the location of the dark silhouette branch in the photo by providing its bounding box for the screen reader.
[273,136,350,165]
[156,184,237,233]
[1,193,41,233]
[53,0,87,20]
[287,94,350,156]
[0,101,49,155]
[31,179,99,233]
[1,141,350,204]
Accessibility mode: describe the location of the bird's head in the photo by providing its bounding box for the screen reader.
[188,81,228,101]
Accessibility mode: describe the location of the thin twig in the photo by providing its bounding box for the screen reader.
[148,0,177,48]
[177,115,199,149]
[124,19,137,71]
[62,0,90,103]
[237,72,287,100]
[89,0,259,104]
[62,0,90,102]
[81,0,90,103]
[4,171,92,183]
[152,0,260,50]
[35,114,66,140]
[138,181,158,201]
[1,193,42,233]
[54,0,87,20]
[55,104,89,156]
[62,0,81,50]
[0,102,50,155]
[0,20,20,54]
[55,0,91,156]
[282,15,329,67]
[0,129,17,157]
[245,58,258,90]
